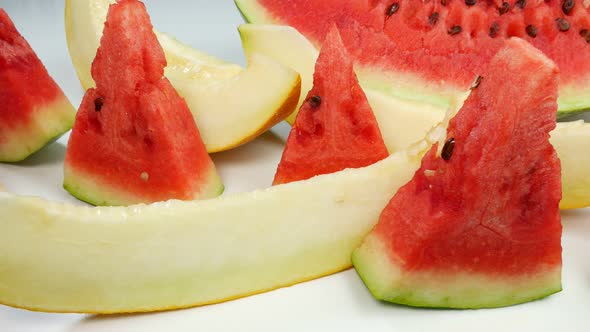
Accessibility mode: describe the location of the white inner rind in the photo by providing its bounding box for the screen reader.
[0,96,76,162]
[352,233,562,309]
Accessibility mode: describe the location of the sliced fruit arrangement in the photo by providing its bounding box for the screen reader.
[63,0,222,206]
[353,39,562,308]
[0,134,429,313]
[240,23,590,210]
[236,0,590,117]
[0,9,76,162]
[66,0,301,153]
[273,27,389,185]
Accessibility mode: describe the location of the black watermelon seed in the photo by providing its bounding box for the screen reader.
[470,75,483,90]
[498,2,510,15]
[429,12,440,26]
[465,0,476,6]
[387,3,400,16]
[526,24,537,38]
[580,29,590,43]
[556,18,570,32]
[489,22,500,38]
[448,25,463,35]
[516,0,526,9]
[308,95,322,108]
[94,97,104,112]
[562,0,574,16]
[441,138,455,161]
[441,0,447,5]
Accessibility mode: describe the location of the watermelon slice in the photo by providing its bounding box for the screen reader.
[64,0,222,206]
[0,9,76,162]
[273,27,389,185]
[352,39,562,308]
[236,0,590,117]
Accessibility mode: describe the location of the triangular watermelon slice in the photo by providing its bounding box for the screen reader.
[0,9,76,162]
[64,0,222,206]
[273,27,389,185]
[352,38,562,308]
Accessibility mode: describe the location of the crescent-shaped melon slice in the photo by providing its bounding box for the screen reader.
[65,0,301,153]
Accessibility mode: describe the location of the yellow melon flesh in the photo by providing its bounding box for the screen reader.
[65,0,301,153]
[238,23,590,209]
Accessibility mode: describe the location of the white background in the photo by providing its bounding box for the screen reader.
[0,1,589,331]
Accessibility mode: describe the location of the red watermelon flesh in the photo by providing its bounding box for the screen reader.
[238,0,590,115]
[352,38,562,308]
[0,9,76,162]
[273,27,389,185]
[64,0,222,206]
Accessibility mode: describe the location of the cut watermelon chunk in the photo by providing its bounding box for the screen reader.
[353,39,562,308]
[0,9,76,162]
[273,27,389,185]
[64,0,222,206]
[236,0,590,117]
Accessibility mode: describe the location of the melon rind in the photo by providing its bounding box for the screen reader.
[63,164,224,207]
[234,0,590,118]
[0,143,425,313]
[352,233,562,309]
[0,96,75,163]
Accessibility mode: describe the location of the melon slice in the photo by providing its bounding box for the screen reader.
[0,9,76,162]
[63,0,222,206]
[273,27,389,185]
[235,0,590,117]
[353,39,562,309]
[66,0,301,153]
[0,131,434,313]
[239,23,590,210]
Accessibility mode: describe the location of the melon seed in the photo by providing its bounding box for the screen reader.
[516,0,526,9]
[498,2,510,15]
[470,75,483,90]
[489,22,500,38]
[556,18,570,32]
[94,97,104,112]
[562,0,574,15]
[441,138,455,161]
[386,3,400,16]
[526,25,537,38]
[429,12,439,26]
[308,95,322,108]
[465,0,476,6]
[448,25,462,35]
[441,0,447,5]
[580,29,590,43]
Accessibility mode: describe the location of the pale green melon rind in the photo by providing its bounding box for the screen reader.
[352,233,562,309]
[234,1,590,117]
[0,97,76,163]
[0,147,424,313]
[63,162,224,206]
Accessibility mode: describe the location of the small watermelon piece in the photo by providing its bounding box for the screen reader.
[0,9,76,162]
[273,27,389,185]
[236,0,590,116]
[64,0,222,206]
[352,39,562,308]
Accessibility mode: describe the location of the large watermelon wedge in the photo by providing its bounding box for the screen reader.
[273,27,389,185]
[236,0,590,117]
[239,23,590,209]
[64,0,222,206]
[0,9,76,162]
[353,38,562,308]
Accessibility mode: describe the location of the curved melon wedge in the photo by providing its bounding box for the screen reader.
[239,24,590,209]
[65,0,301,153]
[0,140,433,313]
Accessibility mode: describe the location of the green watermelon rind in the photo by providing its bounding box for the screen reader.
[0,96,76,163]
[352,234,562,309]
[233,0,590,118]
[63,165,224,207]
